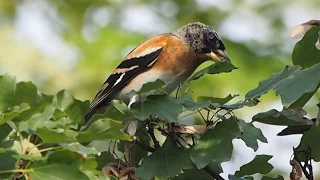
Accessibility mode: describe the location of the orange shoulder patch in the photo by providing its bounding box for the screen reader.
[124,35,169,60]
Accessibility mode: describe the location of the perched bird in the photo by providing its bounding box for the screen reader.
[85,22,230,123]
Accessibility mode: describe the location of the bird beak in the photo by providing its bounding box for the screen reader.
[207,49,231,62]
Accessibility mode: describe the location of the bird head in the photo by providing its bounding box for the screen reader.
[173,22,230,62]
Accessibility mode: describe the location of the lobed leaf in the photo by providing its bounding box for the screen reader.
[292,27,320,69]
[131,94,183,122]
[297,125,320,162]
[189,61,237,81]
[56,90,90,125]
[235,155,273,177]
[136,140,193,180]
[77,118,131,142]
[275,63,320,106]
[238,119,267,151]
[190,117,241,168]
[29,164,89,180]
[252,108,314,126]
[245,66,301,100]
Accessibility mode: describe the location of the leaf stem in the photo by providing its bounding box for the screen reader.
[38,146,61,153]
[0,169,32,174]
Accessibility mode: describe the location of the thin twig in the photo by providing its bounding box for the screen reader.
[203,165,224,180]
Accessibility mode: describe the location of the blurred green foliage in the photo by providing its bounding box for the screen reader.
[0,0,305,102]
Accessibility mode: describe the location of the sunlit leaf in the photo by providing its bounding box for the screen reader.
[190,117,241,168]
[189,61,237,81]
[26,105,56,132]
[56,90,90,125]
[136,140,193,180]
[61,142,99,155]
[37,127,78,143]
[29,164,89,180]
[10,139,42,158]
[235,155,273,177]
[77,118,131,142]
[0,75,16,113]
[238,120,267,151]
[0,103,30,125]
[245,66,301,100]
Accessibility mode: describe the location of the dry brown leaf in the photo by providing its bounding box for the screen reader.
[176,125,206,134]
[291,20,320,39]
[290,159,302,180]
[123,122,137,136]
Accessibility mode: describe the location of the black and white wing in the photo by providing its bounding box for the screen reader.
[84,47,163,122]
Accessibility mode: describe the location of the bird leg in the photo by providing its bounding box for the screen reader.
[147,119,161,149]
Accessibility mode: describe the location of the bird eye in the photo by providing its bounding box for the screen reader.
[215,40,220,48]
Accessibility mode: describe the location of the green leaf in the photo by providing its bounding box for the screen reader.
[15,82,40,107]
[277,125,312,136]
[129,79,165,96]
[103,101,128,120]
[37,127,77,143]
[189,61,237,81]
[136,140,194,180]
[190,117,241,168]
[235,155,273,177]
[238,120,267,151]
[0,123,12,141]
[289,83,320,108]
[198,94,237,105]
[297,125,320,161]
[131,95,183,122]
[221,99,260,110]
[275,63,320,105]
[0,75,16,113]
[261,175,284,180]
[47,150,81,165]
[77,118,131,142]
[175,93,212,111]
[252,108,314,126]
[0,149,18,178]
[0,103,30,125]
[245,65,301,100]
[292,27,320,69]
[172,168,213,180]
[61,142,99,155]
[27,105,56,132]
[56,90,90,125]
[29,164,89,180]
[228,175,253,180]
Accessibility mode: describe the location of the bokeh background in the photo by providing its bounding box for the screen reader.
[1,0,320,179]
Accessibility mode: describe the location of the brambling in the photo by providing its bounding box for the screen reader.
[85,22,230,122]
